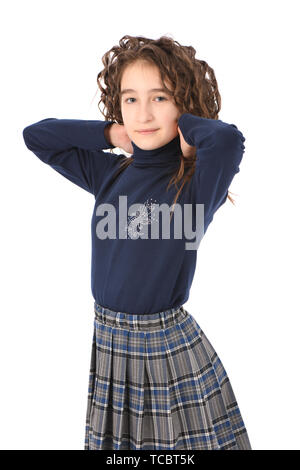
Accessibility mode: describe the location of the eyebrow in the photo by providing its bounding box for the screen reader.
[120,88,171,96]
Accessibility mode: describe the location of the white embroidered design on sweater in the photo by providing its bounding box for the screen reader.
[125,198,158,239]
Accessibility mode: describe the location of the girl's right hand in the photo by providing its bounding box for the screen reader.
[106,123,133,155]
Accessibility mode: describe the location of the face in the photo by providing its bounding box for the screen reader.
[120,61,181,150]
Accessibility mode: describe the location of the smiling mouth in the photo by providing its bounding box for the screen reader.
[137,129,159,134]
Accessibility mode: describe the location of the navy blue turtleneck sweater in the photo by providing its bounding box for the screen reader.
[22,114,245,314]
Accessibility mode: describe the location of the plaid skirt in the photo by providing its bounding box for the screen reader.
[84,302,252,450]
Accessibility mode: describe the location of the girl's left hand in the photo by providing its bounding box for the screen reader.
[177,126,196,158]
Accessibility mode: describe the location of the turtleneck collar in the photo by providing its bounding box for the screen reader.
[131,134,182,168]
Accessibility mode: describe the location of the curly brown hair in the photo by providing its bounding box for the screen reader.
[95,34,236,221]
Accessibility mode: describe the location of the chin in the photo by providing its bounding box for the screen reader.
[138,137,164,149]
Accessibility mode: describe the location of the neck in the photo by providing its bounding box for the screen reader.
[131,134,182,168]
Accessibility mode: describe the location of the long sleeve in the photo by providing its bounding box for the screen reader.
[22,118,118,196]
[178,113,246,225]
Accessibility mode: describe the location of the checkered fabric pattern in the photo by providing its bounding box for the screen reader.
[84,302,251,450]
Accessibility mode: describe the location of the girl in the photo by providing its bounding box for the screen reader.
[22,35,252,450]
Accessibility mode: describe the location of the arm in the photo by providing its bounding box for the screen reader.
[178,113,246,225]
[22,118,118,196]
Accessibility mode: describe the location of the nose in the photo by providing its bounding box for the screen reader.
[136,101,154,123]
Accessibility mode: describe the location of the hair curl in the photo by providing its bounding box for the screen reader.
[95,34,236,221]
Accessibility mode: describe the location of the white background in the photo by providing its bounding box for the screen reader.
[1,0,299,450]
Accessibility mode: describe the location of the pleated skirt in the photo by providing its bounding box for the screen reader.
[84,302,252,450]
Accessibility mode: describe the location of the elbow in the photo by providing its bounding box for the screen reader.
[22,126,32,149]
[219,124,246,151]
[216,125,246,169]
[22,124,39,151]
[218,124,245,146]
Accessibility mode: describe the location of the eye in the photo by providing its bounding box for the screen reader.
[124,96,167,104]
